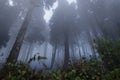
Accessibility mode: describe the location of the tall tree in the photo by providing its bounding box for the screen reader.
[6,0,56,63]
[50,0,80,67]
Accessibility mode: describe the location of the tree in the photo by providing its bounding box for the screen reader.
[50,0,80,68]
[6,0,56,63]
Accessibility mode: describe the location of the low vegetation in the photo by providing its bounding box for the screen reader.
[0,39,120,80]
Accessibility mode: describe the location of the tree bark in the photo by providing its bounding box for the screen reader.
[6,6,34,63]
[63,33,70,67]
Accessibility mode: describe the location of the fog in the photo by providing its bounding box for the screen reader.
[0,0,120,69]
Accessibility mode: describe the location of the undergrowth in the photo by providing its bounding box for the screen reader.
[0,39,120,80]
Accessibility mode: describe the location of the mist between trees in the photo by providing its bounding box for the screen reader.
[0,0,120,70]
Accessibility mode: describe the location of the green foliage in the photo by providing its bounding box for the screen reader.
[49,68,62,80]
[1,38,120,80]
[95,39,120,70]
[0,58,120,80]
[102,68,120,80]
[2,62,32,80]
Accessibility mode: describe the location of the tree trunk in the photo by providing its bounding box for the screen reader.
[87,31,97,59]
[44,41,48,57]
[6,6,34,63]
[71,46,75,63]
[63,33,70,67]
[25,43,33,62]
[50,43,57,69]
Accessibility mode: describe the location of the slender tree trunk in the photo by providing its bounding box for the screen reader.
[71,46,75,63]
[87,31,97,59]
[78,45,81,59]
[25,43,32,62]
[76,36,82,60]
[81,43,86,57]
[50,43,57,69]
[44,41,48,57]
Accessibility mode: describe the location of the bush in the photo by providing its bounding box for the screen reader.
[95,39,120,71]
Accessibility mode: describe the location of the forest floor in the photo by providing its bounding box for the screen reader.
[0,39,120,80]
[0,57,120,80]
